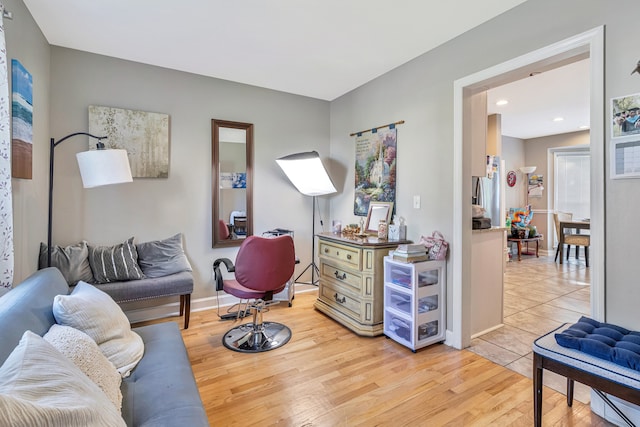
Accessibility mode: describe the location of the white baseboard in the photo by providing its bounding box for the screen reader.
[123,284,318,324]
[471,323,504,339]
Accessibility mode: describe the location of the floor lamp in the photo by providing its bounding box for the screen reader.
[519,166,537,206]
[276,151,336,285]
[48,132,133,267]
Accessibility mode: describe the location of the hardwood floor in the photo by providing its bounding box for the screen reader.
[137,282,612,426]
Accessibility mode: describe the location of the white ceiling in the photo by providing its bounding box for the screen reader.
[487,59,590,140]
[21,0,589,139]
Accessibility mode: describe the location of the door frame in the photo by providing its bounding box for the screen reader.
[450,27,605,349]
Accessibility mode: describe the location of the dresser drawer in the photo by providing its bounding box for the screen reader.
[320,260,362,293]
[319,281,377,323]
[318,240,361,269]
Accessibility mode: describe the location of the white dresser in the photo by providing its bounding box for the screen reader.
[314,233,409,336]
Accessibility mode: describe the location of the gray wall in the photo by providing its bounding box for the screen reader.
[46,47,330,299]
[329,0,637,329]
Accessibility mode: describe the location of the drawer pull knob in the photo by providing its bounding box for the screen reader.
[324,248,329,253]
[334,293,346,304]
[346,254,352,260]
[334,271,347,280]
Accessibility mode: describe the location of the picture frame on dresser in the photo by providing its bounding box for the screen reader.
[364,201,393,234]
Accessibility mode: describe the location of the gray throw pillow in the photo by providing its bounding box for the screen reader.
[136,233,192,278]
[38,241,94,285]
[88,237,145,284]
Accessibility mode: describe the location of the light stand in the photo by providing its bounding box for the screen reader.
[276,151,336,286]
[48,132,133,267]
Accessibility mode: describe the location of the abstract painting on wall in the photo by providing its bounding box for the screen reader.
[11,59,33,179]
[88,105,170,178]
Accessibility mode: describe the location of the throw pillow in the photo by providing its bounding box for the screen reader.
[136,233,193,278]
[0,331,126,427]
[38,241,94,285]
[53,281,144,377]
[44,324,123,412]
[88,237,145,283]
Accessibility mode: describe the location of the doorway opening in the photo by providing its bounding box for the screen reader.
[450,27,605,350]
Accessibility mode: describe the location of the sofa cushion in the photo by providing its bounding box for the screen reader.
[122,322,208,427]
[0,331,126,427]
[89,237,145,283]
[53,281,144,377]
[44,324,123,412]
[38,241,94,285]
[136,233,192,278]
[555,316,640,371]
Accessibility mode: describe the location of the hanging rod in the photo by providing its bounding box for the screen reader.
[350,120,405,137]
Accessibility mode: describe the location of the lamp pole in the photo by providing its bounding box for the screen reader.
[47,132,106,267]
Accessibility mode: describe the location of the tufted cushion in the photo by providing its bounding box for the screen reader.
[555,316,640,371]
[88,237,145,283]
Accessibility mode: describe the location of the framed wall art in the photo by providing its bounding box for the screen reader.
[88,105,170,178]
[11,59,32,179]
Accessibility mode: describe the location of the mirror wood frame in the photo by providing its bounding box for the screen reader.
[211,119,254,248]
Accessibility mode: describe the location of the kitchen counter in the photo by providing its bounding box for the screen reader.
[472,226,508,234]
[471,227,506,337]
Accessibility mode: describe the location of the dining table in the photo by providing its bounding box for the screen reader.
[558,219,590,264]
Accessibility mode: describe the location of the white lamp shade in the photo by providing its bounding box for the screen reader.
[519,166,536,174]
[76,149,133,188]
[276,151,336,196]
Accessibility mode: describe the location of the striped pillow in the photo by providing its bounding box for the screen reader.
[88,237,145,283]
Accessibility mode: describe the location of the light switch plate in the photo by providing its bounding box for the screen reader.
[413,195,421,209]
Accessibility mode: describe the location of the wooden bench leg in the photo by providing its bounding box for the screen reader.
[183,294,191,329]
[180,295,185,316]
[567,378,574,407]
[533,352,544,427]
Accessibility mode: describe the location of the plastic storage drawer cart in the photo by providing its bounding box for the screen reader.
[383,257,446,351]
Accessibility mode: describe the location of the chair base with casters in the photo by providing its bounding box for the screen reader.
[222,299,292,353]
[213,235,296,353]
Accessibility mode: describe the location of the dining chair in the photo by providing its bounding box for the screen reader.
[553,212,590,267]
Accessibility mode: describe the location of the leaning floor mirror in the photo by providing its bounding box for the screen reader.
[212,119,254,248]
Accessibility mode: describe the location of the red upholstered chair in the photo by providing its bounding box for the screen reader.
[213,235,295,352]
[219,219,231,240]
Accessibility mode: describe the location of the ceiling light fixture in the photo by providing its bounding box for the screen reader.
[496,99,509,106]
[553,117,564,122]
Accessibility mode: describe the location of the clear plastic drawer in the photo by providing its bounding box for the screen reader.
[418,320,439,341]
[385,287,412,316]
[385,263,413,289]
[417,295,438,314]
[384,311,412,344]
[417,269,439,288]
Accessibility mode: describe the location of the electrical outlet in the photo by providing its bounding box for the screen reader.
[413,195,421,209]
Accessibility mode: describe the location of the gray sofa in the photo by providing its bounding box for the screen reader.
[0,267,208,427]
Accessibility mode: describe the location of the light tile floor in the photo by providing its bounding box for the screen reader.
[467,249,593,403]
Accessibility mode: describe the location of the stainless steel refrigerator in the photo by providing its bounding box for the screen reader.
[472,156,502,227]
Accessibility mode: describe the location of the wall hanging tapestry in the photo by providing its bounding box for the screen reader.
[11,59,32,179]
[88,105,170,178]
[352,121,402,216]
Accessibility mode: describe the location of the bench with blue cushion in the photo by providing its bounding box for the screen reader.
[533,317,640,427]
